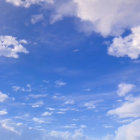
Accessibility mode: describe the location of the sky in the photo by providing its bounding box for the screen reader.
[0,0,140,140]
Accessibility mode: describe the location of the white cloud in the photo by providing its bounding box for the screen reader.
[108,96,140,118]
[42,111,53,116]
[6,0,140,38]
[0,91,8,102]
[80,125,87,129]
[32,117,45,124]
[47,107,55,111]
[0,36,28,58]
[114,119,140,140]
[12,84,32,92]
[117,83,134,97]
[31,101,44,108]
[0,119,19,134]
[49,0,140,36]
[64,124,77,129]
[102,134,114,140]
[6,0,54,8]
[50,1,77,24]
[0,110,8,115]
[84,101,96,110]
[47,129,90,140]
[31,14,44,24]
[108,26,140,59]
[64,99,75,105]
[55,80,67,87]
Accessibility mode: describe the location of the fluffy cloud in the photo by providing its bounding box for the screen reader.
[73,0,140,36]
[6,0,140,37]
[6,0,54,8]
[114,119,140,140]
[50,0,140,36]
[0,91,8,102]
[108,96,140,118]
[0,36,28,58]
[108,26,140,59]
[117,83,134,97]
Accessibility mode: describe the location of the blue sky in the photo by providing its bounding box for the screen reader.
[0,0,140,140]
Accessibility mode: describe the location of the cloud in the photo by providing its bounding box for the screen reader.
[108,26,140,59]
[114,119,140,140]
[51,0,140,36]
[0,36,28,58]
[50,0,77,24]
[42,111,53,116]
[0,110,8,115]
[47,129,90,140]
[84,101,96,110]
[32,117,45,124]
[117,83,134,97]
[64,99,75,105]
[31,14,44,24]
[108,96,140,118]
[0,119,44,140]
[0,91,8,102]
[6,0,140,37]
[6,0,54,8]
[55,80,67,87]
[12,84,31,92]
[0,119,20,134]
[64,124,77,129]
[31,101,44,108]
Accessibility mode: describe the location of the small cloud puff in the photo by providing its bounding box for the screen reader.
[0,36,28,58]
[117,83,135,97]
[0,91,8,102]
[108,26,140,59]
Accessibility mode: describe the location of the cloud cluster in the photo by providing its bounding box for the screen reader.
[108,83,140,118]
[47,129,90,140]
[103,119,140,140]
[117,83,134,97]
[6,0,140,36]
[73,0,140,36]
[108,95,140,118]
[108,26,140,59]
[12,84,31,92]
[6,0,140,59]
[0,36,28,58]
[6,0,54,8]
[114,119,140,140]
